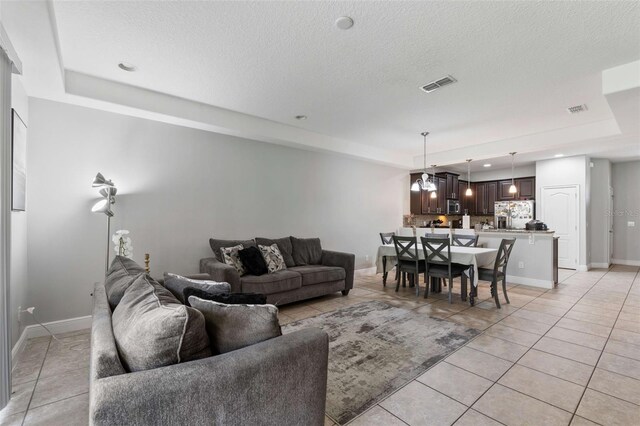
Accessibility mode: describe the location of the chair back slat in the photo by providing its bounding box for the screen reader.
[425,232,449,239]
[380,232,395,245]
[494,238,516,274]
[393,236,420,262]
[420,237,452,265]
[452,234,479,247]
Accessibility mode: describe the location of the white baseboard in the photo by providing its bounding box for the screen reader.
[11,315,92,362]
[611,259,640,267]
[355,266,377,277]
[590,262,610,269]
[577,264,590,272]
[507,275,554,289]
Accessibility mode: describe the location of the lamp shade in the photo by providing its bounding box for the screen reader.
[430,191,437,199]
[92,172,114,188]
[91,199,113,217]
[465,187,473,196]
[411,181,420,192]
[509,184,517,194]
[99,187,117,198]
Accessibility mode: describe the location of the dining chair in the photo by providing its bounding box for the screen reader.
[379,232,399,286]
[420,237,468,303]
[392,236,425,296]
[452,234,479,247]
[424,232,449,239]
[477,238,516,308]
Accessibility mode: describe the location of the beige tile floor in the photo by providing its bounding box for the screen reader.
[1,265,639,425]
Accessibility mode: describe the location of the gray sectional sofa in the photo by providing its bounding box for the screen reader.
[90,262,329,425]
[201,236,355,305]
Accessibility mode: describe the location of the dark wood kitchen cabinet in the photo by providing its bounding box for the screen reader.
[410,173,422,214]
[498,177,536,200]
[437,172,459,199]
[475,181,497,215]
[459,180,475,214]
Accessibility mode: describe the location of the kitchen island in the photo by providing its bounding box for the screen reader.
[477,230,558,289]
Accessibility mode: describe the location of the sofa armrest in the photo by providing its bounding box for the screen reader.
[321,250,355,291]
[199,257,241,292]
[90,328,328,426]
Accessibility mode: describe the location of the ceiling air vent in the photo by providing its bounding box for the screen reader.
[567,104,588,114]
[420,75,457,93]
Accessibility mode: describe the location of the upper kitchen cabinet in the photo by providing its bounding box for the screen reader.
[475,181,498,215]
[410,173,422,214]
[459,180,475,214]
[498,177,536,200]
[437,172,460,199]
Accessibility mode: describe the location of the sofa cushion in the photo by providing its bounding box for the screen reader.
[209,238,256,262]
[112,274,211,372]
[258,244,287,274]
[188,296,281,355]
[183,287,267,306]
[291,237,323,266]
[220,245,247,276]
[241,270,302,295]
[254,237,295,267]
[238,246,268,276]
[288,265,346,287]
[163,273,230,304]
[104,256,146,309]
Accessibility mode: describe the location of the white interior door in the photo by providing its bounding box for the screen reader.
[541,186,579,269]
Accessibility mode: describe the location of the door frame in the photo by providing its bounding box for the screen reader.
[539,184,580,269]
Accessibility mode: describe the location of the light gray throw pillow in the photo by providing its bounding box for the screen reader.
[113,274,211,372]
[104,255,146,309]
[188,296,282,355]
[162,273,230,304]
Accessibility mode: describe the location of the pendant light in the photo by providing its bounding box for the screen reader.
[411,132,436,192]
[430,164,437,198]
[508,152,517,194]
[465,159,473,196]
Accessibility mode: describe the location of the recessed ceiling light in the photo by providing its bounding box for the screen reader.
[483,163,492,168]
[335,16,354,30]
[295,115,307,120]
[118,62,136,72]
[554,154,564,158]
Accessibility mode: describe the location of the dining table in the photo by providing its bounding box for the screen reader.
[375,243,498,305]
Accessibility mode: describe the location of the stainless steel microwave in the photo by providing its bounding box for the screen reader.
[447,199,461,215]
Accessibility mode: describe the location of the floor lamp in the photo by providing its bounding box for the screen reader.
[91,173,117,275]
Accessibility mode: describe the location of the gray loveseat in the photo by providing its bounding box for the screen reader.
[201,237,355,305]
[90,279,329,425]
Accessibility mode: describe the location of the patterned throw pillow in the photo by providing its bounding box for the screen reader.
[258,244,287,274]
[220,245,246,276]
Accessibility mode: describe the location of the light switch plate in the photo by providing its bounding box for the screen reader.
[629,221,636,227]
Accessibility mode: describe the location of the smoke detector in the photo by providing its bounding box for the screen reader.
[420,75,457,93]
[567,104,588,114]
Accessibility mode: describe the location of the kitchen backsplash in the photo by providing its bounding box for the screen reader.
[403,214,494,228]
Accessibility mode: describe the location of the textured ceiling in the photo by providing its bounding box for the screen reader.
[50,0,640,158]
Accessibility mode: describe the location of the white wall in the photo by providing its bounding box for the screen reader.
[612,161,640,265]
[466,164,536,182]
[589,159,611,267]
[536,156,589,270]
[10,75,27,347]
[26,98,406,324]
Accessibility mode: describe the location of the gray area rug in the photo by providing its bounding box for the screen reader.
[284,300,480,425]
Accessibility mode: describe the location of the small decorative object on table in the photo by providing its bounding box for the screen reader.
[112,230,133,257]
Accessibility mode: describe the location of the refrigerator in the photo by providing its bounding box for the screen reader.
[494,200,535,229]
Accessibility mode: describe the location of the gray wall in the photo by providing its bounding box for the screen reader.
[589,159,612,267]
[10,76,28,347]
[612,161,640,264]
[26,98,406,324]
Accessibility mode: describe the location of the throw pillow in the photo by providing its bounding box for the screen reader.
[112,274,211,372]
[254,237,295,267]
[238,246,269,276]
[209,238,256,262]
[188,296,281,355]
[104,255,146,309]
[220,245,246,276]
[162,273,230,304]
[183,287,267,306]
[291,237,323,266]
[258,244,287,273]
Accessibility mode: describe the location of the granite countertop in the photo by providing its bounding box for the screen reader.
[477,229,554,234]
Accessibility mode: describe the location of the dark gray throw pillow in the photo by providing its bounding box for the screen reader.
[188,296,282,355]
[112,274,211,372]
[238,246,268,276]
[209,238,256,262]
[291,237,323,266]
[104,256,146,309]
[183,287,267,306]
[163,272,230,304]
[254,237,295,267]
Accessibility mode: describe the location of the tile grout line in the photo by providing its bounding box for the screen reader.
[19,336,53,426]
[567,266,640,424]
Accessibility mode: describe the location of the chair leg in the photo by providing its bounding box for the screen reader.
[448,274,453,304]
[382,257,388,287]
[502,277,510,304]
[395,269,401,292]
[402,272,406,288]
[493,278,501,309]
[423,273,429,299]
